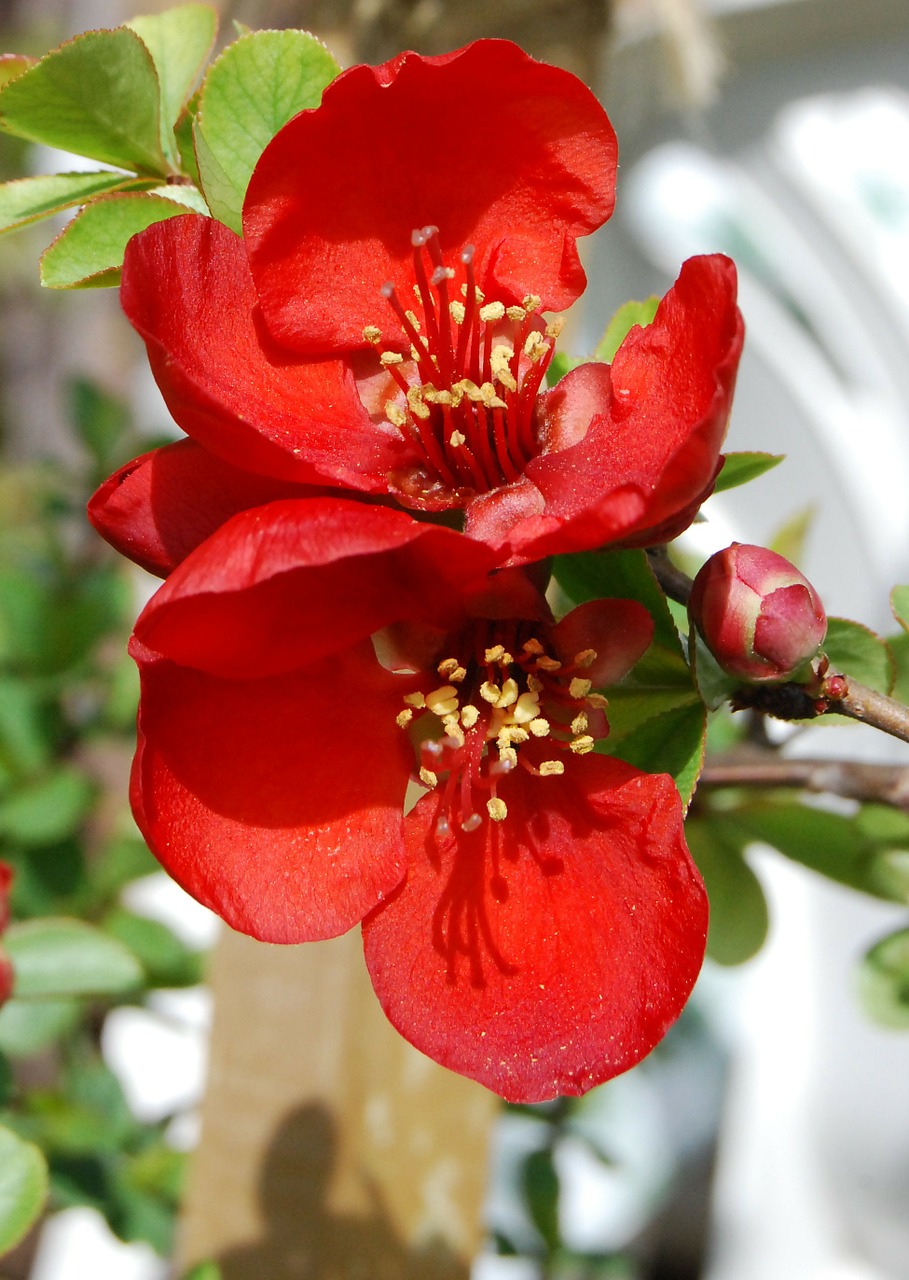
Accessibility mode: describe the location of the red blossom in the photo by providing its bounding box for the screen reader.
[129,497,707,1100]
[90,40,743,575]
[0,861,13,1007]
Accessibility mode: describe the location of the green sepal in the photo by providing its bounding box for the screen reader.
[126,4,218,170]
[0,28,167,175]
[0,171,134,234]
[0,1124,48,1256]
[857,926,909,1029]
[685,816,769,965]
[193,29,340,233]
[713,451,784,494]
[3,918,143,999]
[39,191,202,288]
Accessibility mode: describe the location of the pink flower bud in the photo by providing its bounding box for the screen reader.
[689,543,827,682]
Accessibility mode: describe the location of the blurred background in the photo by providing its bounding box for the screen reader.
[1,1,908,1278]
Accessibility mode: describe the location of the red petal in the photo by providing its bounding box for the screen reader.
[363,754,707,1102]
[120,215,408,490]
[244,40,617,353]
[131,642,411,943]
[481,256,743,563]
[133,498,498,678]
[550,598,654,685]
[88,438,334,577]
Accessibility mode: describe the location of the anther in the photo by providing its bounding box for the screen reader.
[479,301,506,323]
[485,644,507,663]
[419,767,438,787]
[569,677,593,699]
[487,797,508,822]
[363,325,382,344]
[425,685,459,716]
[539,760,565,776]
[574,649,598,669]
[571,713,589,735]
[396,709,413,728]
[460,705,480,729]
[570,735,596,754]
[528,718,550,737]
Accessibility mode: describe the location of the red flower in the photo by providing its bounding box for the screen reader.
[130,497,707,1100]
[0,862,13,1007]
[89,40,743,576]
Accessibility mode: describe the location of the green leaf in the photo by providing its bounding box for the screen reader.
[722,801,909,902]
[0,29,166,174]
[686,817,769,965]
[193,29,340,232]
[601,701,706,808]
[0,1124,47,1255]
[0,171,134,234]
[39,191,198,288]
[890,585,909,634]
[0,55,35,89]
[180,1262,223,1280]
[713,451,784,494]
[823,616,893,695]
[103,909,204,988]
[593,296,659,363]
[522,1148,561,1252]
[857,926,909,1028]
[553,550,705,803]
[68,376,132,471]
[886,630,909,705]
[0,678,52,777]
[3,918,143,999]
[0,768,94,845]
[126,4,218,170]
[769,505,814,565]
[0,998,81,1057]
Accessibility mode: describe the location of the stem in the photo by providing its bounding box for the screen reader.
[647,545,692,605]
[830,677,909,744]
[700,754,909,811]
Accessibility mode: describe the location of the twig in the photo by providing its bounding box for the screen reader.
[699,755,909,811]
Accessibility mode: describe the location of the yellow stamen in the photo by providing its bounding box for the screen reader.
[380,350,403,366]
[407,386,430,421]
[512,691,542,724]
[449,300,466,324]
[480,680,501,705]
[490,344,518,392]
[385,402,407,428]
[571,712,589,735]
[587,693,609,710]
[460,705,480,729]
[479,301,506,323]
[570,735,596,754]
[449,430,466,448]
[522,294,542,311]
[539,760,565,776]
[523,331,548,362]
[506,305,526,322]
[528,718,551,737]
[419,767,438,788]
[405,309,421,331]
[363,325,382,344]
[569,677,593,699]
[498,746,518,770]
[404,692,425,708]
[495,678,519,709]
[574,649,598,669]
[396,709,413,728]
[487,797,508,822]
[425,685,459,716]
[546,316,566,339]
[523,638,545,655]
[535,656,562,672]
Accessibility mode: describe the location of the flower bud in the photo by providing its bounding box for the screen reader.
[689,543,827,682]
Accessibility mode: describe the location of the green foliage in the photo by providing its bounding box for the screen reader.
[890,585,909,634]
[713,451,784,494]
[823,617,894,695]
[593,296,660,363]
[0,172,131,234]
[4,919,143,999]
[858,926,909,1029]
[40,190,202,288]
[193,30,340,233]
[685,817,768,965]
[0,1123,48,1255]
[553,549,705,806]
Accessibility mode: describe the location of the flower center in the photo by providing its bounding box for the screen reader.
[395,624,608,839]
[363,226,562,507]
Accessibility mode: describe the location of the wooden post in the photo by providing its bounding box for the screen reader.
[178,927,498,1278]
